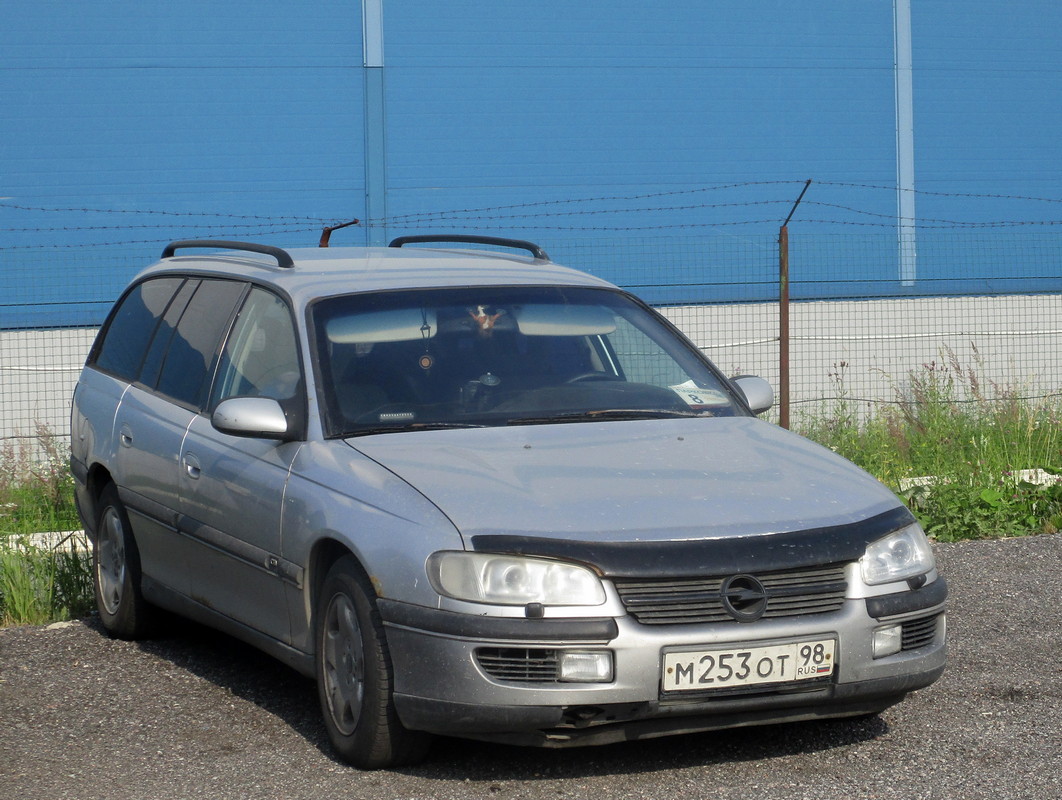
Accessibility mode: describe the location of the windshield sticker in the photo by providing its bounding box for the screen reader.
[670,385,729,408]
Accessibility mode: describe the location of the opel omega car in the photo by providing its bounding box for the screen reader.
[71,236,947,768]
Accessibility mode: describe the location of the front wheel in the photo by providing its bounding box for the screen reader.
[315,556,431,768]
[93,483,154,639]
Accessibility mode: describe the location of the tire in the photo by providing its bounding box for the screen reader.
[315,556,432,769]
[92,483,154,639]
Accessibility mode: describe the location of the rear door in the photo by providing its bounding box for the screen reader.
[97,277,194,593]
[114,277,246,593]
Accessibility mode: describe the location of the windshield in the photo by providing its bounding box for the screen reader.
[311,286,745,437]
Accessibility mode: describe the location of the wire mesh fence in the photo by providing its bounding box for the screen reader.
[2,232,1060,444]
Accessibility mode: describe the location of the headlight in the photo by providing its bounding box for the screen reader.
[860,523,935,585]
[427,552,606,606]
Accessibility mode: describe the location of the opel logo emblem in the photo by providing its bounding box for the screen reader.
[720,574,769,622]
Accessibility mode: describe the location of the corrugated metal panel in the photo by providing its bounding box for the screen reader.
[1,1,367,326]
[380,1,897,293]
[914,4,1062,199]
[383,2,896,205]
[2,1,1061,327]
[2,1,365,232]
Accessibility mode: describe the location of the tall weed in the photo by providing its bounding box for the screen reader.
[798,350,1062,541]
[0,427,93,626]
[0,426,80,535]
[0,537,93,626]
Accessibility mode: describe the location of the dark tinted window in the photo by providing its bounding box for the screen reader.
[155,279,246,408]
[311,285,741,437]
[138,279,198,389]
[93,278,183,380]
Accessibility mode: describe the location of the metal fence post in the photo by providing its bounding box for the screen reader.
[779,224,791,429]
[778,180,811,429]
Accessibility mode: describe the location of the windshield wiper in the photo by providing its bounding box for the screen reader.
[507,409,702,426]
[345,421,488,438]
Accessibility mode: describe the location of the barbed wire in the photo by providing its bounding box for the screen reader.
[8,218,1062,251]
[1,221,335,235]
[371,217,1062,231]
[377,199,793,224]
[0,224,327,251]
[6,179,1062,250]
[817,180,1062,205]
[377,181,807,223]
[0,201,330,222]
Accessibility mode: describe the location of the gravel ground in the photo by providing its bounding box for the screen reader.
[2,534,1060,800]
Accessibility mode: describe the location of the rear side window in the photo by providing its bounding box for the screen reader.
[93,278,184,381]
[154,279,246,408]
[137,278,199,389]
[149,278,244,405]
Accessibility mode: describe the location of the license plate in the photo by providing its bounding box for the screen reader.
[662,638,835,693]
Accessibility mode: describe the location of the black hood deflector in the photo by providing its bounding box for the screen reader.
[471,505,916,578]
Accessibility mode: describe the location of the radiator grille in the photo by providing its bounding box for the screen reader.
[614,564,848,625]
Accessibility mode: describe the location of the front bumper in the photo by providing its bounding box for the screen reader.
[379,579,947,746]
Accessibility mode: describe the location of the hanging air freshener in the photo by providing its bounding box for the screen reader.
[419,310,434,370]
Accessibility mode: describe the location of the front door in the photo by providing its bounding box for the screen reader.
[178,287,305,644]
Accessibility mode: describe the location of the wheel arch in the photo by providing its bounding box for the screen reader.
[81,463,115,541]
[306,537,372,628]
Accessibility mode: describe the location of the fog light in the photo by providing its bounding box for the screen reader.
[872,625,903,658]
[559,651,614,683]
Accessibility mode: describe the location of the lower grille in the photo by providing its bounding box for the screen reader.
[902,612,942,651]
[476,648,559,682]
[614,564,848,625]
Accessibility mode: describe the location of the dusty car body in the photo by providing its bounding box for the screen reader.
[71,237,946,768]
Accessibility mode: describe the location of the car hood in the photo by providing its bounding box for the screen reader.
[345,417,903,548]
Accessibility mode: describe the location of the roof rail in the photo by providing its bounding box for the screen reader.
[388,235,550,262]
[161,240,295,269]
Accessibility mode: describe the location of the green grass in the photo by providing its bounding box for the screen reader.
[0,429,93,626]
[796,352,1062,541]
[0,537,93,627]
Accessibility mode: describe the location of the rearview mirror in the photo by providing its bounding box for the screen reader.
[212,397,290,439]
[732,375,774,415]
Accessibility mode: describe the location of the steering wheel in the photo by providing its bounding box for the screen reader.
[565,371,622,384]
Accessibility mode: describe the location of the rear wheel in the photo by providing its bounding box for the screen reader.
[315,556,431,768]
[93,483,153,639]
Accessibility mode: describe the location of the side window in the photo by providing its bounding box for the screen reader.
[92,278,184,381]
[138,278,198,389]
[211,288,301,406]
[155,279,246,408]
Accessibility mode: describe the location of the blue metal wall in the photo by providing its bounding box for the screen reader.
[2,1,1061,327]
[382,2,895,212]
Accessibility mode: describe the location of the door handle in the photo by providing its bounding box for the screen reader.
[119,425,133,448]
[183,454,201,479]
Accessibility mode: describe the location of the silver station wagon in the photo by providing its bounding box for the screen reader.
[71,236,947,768]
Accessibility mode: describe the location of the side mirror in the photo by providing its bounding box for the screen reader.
[731,375,774,415]
[212,397,290,439]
